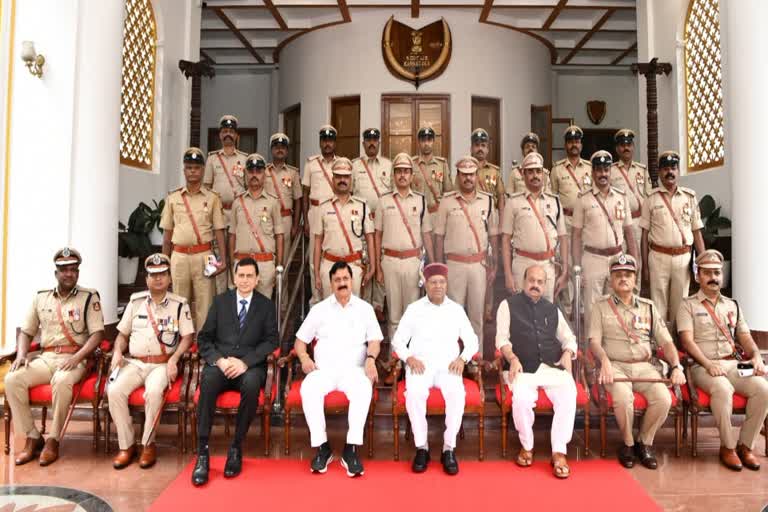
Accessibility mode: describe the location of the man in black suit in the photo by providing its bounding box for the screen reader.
[191,257,278,486]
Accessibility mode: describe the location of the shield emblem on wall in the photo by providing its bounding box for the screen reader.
[586,100,607,125]
[382,16,452,89]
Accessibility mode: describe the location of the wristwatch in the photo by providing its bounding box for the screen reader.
[668,363,683,378]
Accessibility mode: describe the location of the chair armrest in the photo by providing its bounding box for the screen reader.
[277,348,297,369]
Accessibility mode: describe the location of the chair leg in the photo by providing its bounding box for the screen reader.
[263,411,271,457]
[178,410,184,454]
[501,411,508,459]
[675,414,681,457]
[393,411,400,462]
[405,415,411,441]
[41,407,47,435]
[478,415,485,461]
[599,413,607,458]
[104,411,111,454]
[92,404,99,450]
[4,404,12,455]
[691,413,698,457]
[191,411,198,454]
[367,408,374,459]
[682,404,688,439]
[764,416,768,457]
[459,423,465,440]
[283,410,291,456]
[584,404,591,456]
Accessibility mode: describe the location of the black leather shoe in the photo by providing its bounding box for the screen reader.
[223,445,243,478]
[634,442,658,470]
[191,454,210,486]
[310,442,334,474]
[618,444,635,468]
[412,448,430,473]
[340,444,364,477]
[440,450,459,475]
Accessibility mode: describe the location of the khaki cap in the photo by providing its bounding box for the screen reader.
[245,153,267,170]
[54,247,82,267]
[362,128,381,140]
[614,129,635,144]
[564,125,584,140]
[609,253,637,273]
[590,150,613,168]
[145,253,170,274]
[471,128,489,143]
[521,132,540,147]
[219,115,238,130]
[456,156,479,174]
[392,153,413,169]
[521,152,544,170]
[270,132,289,146]
[659,150,680,168]
[183,147,205,165]
[331,157,353,175]
[696,249,724,269]
[319,125,337,139]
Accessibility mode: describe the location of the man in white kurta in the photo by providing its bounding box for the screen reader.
[392,263,479,475]
[294,261,382,477]
[495,264,577,478]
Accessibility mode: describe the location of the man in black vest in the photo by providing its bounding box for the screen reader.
[495,264,577,479]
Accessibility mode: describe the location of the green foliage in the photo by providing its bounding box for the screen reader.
[698,194,731,247]
[117,199,164,258]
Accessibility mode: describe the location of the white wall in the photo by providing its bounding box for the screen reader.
[278,9,552,180]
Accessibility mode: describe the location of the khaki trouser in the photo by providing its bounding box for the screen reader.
[361,276,385,311]
[319,258,364,300]
[171,250,214,330]
[691,360,768,450]
[107,360,169,450]
[234,257,276,300]
[581,251,612,333]
[648,248,691,325]
[446,260,486,345]
[511,254,556,301]
[626,222,643,294]
[4,352,87,441]
[559,222,574,316]
[607,361,671,446]
[278,212,294,265]
[215,214,234,294]
[381,255,421,337]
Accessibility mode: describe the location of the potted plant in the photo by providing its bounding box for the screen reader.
[118,204,155,285]
[698,194,732,288]
[146,199,165,246]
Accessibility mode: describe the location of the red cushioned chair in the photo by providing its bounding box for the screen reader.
[101,345,196,454]
[1,339,110,454]
[491,349,591,458]
[390,349,485,461]
[279,342,378,457]
[188,346,280,456]
[682,356,768,457]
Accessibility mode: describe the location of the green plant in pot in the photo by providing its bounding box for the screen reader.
[698,194,732,288]
[118,204,156,285]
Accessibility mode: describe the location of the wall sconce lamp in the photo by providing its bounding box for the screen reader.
[20,41,45,78]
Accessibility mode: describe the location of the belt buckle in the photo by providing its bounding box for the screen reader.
[54,345,62,354]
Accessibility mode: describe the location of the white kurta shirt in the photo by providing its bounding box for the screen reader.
[494,299,577,356]
[391,296,479,368]
[296,294,383,371]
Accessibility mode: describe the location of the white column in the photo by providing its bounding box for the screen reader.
[721,0,768,330]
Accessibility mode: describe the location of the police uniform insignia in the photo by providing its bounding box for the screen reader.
[203,202,209,213]
[368,212,374,221]
[261,206,269,223]
[618,254,627,265]
[615,200,625,220]
[636,173,644,185]
[62,248,71,257]
[93,301,101,312]
[282,176,292,187]
[583,174,592,187]
[185,309,191,320]
[152,254,162,265]
[682,203,692,223]
[727,311,735,327]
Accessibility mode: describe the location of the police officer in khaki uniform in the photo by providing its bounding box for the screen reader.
[572,151,638,330]
[265,133,302,261]
[506,132,550,195]
[374,153,434,337]
[502,152,568,301]
[108,253,195,470]
[590,254,685,470]
[230,153,285,299]
[411,126,453,226]
[302,125,339,305]
[5,248,105,466]
[161,148,227,330]
[353,128,391,316]
[204,115,248,294]
[678,249,768,471]
[312,158,375,299]
[610,129,651,285]
[640,151,706,324]
[434,156,499,349]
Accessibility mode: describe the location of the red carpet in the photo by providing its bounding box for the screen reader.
[150,457,660,512]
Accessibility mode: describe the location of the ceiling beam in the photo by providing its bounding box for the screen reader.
[211,7,266,64]
[542,0,567,30]
[200,49,217,64]
[412,0,419,18]
[263,0,288,30]
[479,0,493,22]
[611,41,637,65]
[337,0,351,22]
[560,8,616,64]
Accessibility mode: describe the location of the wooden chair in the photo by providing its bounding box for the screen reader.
[279,343,377,457]
[490,350,591,458]
[390,351,485,461]
[188,347,280,456]
[1,340,109,453]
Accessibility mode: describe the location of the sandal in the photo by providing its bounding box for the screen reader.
[551,452,570,479]
[515,448,534,467]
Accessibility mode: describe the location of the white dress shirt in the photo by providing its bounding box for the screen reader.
[494,299,577,356]
[236,291,252,315]
[296,294,383,371]
[391,296,479,368]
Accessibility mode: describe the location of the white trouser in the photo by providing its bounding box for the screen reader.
[405,366,466,449]
[300,366,372,447]
[508,363,577,454]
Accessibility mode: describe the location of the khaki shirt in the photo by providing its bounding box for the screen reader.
[411,155,453,211]
[374,190,432,251]
[639,186,703,247]
[610,161,652,215]
[265,162,302,213]
[502,191,566,253]
[589,294,672,362]
[352,156,392,213]
[230,189,285,254]
[476,162,505,210]
[301,155,339,203]
[160,186,226,246]
[312,196,374,255]
[572,187,632,249]
[204,149,247,208]
[21,287,105,349]
[506,165,551,195]
[677,290,749,361]
[550,158,593,212]
[434,191,499,256]
[117,291,195,357]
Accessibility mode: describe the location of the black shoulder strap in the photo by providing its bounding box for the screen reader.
[83,291,94,332]
[732,299,740,339]
[420,194,426,225]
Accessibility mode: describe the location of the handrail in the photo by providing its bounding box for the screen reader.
[280,241,308,341]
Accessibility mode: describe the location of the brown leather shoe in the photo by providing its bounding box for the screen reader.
[38,438,59,466]
[112,445,137,469]
[139,443,157,469]
[14,436,44,466]
[736,443,761,471]
[719,446,743,471]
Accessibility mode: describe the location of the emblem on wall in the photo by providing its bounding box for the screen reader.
[586,100,607,125]
[382,16,452,89]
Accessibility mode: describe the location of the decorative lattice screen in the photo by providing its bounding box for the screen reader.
[684,0,724,171]
[119,0,156,170]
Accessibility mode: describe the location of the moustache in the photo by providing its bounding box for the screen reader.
[706,280,719,286]
[664,172,675,179]
[224,135,234,141]
[337,285,348,290]
[529,287,540,293]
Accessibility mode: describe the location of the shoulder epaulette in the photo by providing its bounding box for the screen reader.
[351,195,367,204]
[307,154,321,162]
[636,162,647,169]
[611,186,626,195]
[166,292,188,304]
[381,191,393,197]
[487,163,500,170]
[443,191,457,197]
[236,149,247,156]
[169,187,183,194]
[207,149,219,155]
[129,291,150,303]
[37,289,52,294]
[543,191,559,200]
[379,156,393,164]
[578,190,592,198]
[554,159,567,166]
[637,296,654,305]
[434,156,447,162]
[286,164,298,171]
[649,187,663,195]
[581,159,592,166]
[320,197,333,206]
[351,157,361,163]
[510,191,526,199]
[478,190,493,198]
[679,186,696,196]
